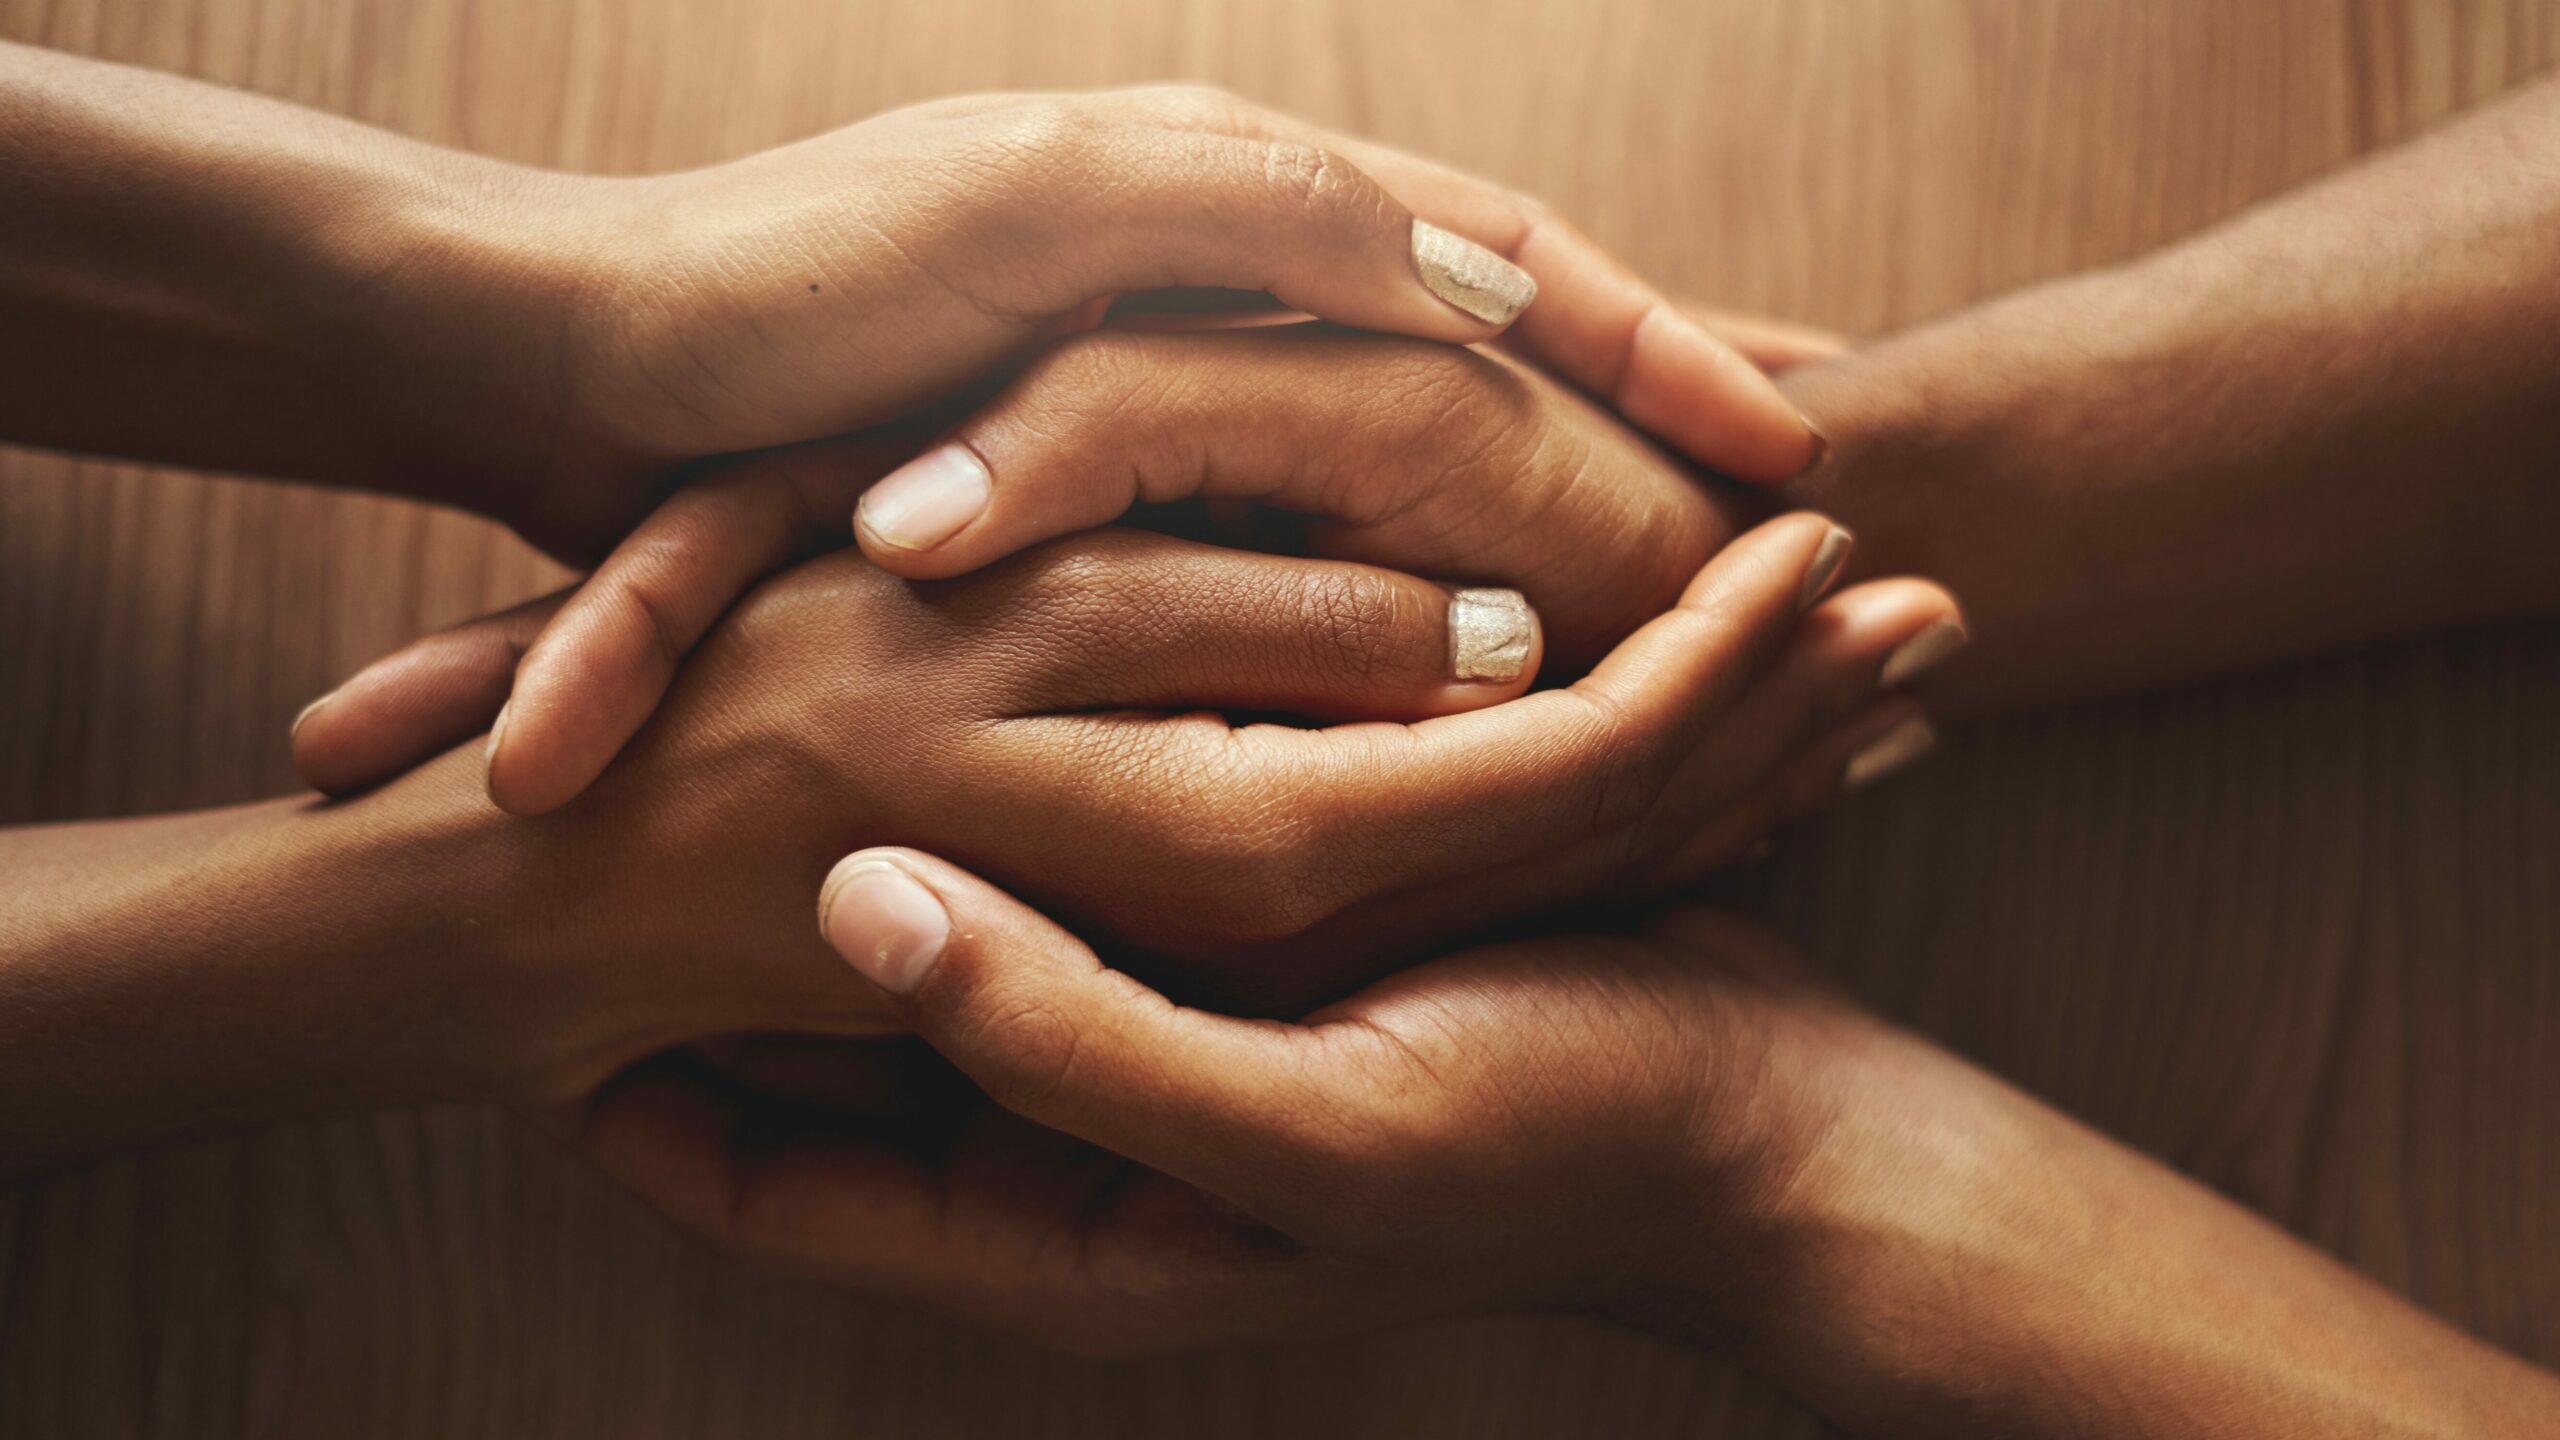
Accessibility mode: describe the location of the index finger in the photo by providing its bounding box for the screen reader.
[1320,134,1825,482]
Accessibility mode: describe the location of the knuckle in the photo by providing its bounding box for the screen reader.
[1315,345,1545,527]
[1290,567,1410,684]
[1022,327,1149,395]
[962,988,1087,1116]
[1006,332,1166,439]
[986,98,1098,166]
[1128,81,1249,130]
[1565,691,1683,836]
[1254,139,1355,216]
[995,536,1156,641]
[1391,350,1543,477]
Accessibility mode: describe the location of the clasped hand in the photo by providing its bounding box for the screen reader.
[289,86,1960,1347]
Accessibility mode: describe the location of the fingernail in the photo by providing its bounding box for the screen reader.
[485,700,512,767]
[1412,220,1536,326]
[858,443,992,551]
[818,856,950,995]
[1878,617,1970,688]
[1798,526,1853,611]
[291,691,335,739]
[1800,419,1830,474]
[1844,716,1937,788]
[1448,586,1535,682]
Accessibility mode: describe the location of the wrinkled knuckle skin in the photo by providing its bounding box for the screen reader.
[720,551,909,660]
[964,989,1087,1117]
[951,102,1113,256]
[1255,140,1356,219]
[990,331,1174,471]
[1388,349,1545,494]
[1019,329,1159,411]
[1295,567,1410,685]
[1568,699,1683,841]
[985,539,1134,640]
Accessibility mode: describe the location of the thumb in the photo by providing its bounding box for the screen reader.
[815,848,1341,1208]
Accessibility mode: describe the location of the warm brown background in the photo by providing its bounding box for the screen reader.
[4,0,2557,1434]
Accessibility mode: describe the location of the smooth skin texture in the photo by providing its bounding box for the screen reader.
[305,328,1888,809]
[620,857,2555,1438]
[1772,72,2560,711]
[0,41,1821,811]
[0,521,1954,1176]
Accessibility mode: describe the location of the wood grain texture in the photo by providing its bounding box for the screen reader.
[3,1,2556,1434]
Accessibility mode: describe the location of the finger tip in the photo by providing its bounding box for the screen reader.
[482,745,566,817]
[853,530,962,580]
[816,851,952,998]
[1715,408,1826,485]
[1622,313,1827,482]
[1411,218,1538,329]
[286,708,388,798]
[1446,585,1541,689]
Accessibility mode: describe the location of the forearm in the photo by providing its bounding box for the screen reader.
[0,755,535,1177]
[1692,1028,2560,1437]
[1786,74,2560,709]
[0,41,582,511]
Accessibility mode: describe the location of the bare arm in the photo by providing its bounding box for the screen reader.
[643,861,2560,1437]
[0,40,573,515]
[0,761,537,1176]
[1712,1017,2560,1438]
[1787,73,2560,709]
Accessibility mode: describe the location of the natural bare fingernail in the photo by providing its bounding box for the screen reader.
[1799,526,1853,612]
[858,443,992,551]
[818,855,950,996]
[1878,617,1970,688]
[1845,717,1937,788]
[291,691,335,739]
[485,701,513,768]
[1448,586,1535,682]
[1800,419,1830,474]
[1412,220,1536,326]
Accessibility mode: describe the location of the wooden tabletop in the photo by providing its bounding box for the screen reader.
[5,1,2556,1434]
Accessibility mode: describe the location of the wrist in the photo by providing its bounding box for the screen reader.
[1772,280,2134,711]
[314,150,638,540]
[1628,1010,2027,1357]
[309,748,746,1105]
[0,763,564,1172]
[235,758,572,1103]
